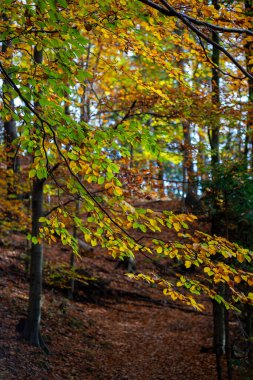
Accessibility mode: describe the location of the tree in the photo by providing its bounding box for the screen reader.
[0,2,253,367]
[21,38,47,347]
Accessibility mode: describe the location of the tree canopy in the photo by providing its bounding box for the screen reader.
[1,0,253,354]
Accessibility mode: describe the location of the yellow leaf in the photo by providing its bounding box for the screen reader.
[69,161,80,174]
[77,86,84,95]
[209,246,216,255]
[84,233,90,243]
[150,219,157,227]
[114,186,123,196]
[237,253,244,263]
[5,114,12,122]
[248,292,253,301]
[173,222,181,232]
[222,274,230,282]
[105,182,113,190]
[156,246,163,254]
[234,275,241,284]
[185,261,192,269]
[91,239,97,247]
[214,274,221,283]
[85,166,92,174]
[170,292,178,301]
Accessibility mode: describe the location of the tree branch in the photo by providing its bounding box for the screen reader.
[0,61,145,251]
[197,36,243,80]
[44,199,77,217]
[113,100,137,130]
[137,0,253,80]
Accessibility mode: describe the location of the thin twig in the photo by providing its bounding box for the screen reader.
[44,199,77,217]
[197,36,243,80]
[113,100,137,130]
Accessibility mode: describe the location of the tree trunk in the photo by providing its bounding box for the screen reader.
[213,284,226,380]
[209,10,220,169]
[2,15,19,178]
[157,161,165,198]
[197,125,208,187]
[68,200,80,300]
[183,120,198,207]
[244,0,253,167]
[242,0,253,360]
[22,44,46,350]
[176,36,197,205]
[23,178,44,346]
[208,2,227,379]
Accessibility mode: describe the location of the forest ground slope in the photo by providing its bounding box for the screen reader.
[0,201,249,379]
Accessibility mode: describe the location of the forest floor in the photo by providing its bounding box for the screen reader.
[0,200,251,380]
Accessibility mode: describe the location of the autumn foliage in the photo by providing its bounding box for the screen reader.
[0,0,253,377]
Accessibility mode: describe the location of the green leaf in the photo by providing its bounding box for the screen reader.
[139,224,147,233]
[97,227,104,235]
[98,176,105,185]
[37,167,47,180]
[32,236,38,244]
[58,0,68,7]
[68,151,79,161]
[29,169,37,178]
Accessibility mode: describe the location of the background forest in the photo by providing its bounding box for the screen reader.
[0,0,253,379]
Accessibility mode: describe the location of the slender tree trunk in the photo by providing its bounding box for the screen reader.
[213,284,226,380]
[157,161,165,198]
[209,18,220,168]
[197,126,208,187]
[177,37,197,205]
[242,0,253,361]
[80,42,91,124]
[23,178,44,346]
[208,2,228,379]
[225,292,232,380]
[68,199,80,300]
[244,0,253,167]
[22,45,47,350]
[183,120,198,206]
[129,144,134,169]
[149,160,156,191]
[2,15,19,181]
